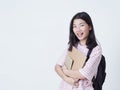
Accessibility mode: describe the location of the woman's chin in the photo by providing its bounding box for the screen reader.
[78,37,83,41]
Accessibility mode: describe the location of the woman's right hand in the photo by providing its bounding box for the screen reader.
[64,76,74,85]
[64,76,79,87]
[74,78,79,88]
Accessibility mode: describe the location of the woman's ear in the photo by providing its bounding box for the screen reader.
[89,26,92,31]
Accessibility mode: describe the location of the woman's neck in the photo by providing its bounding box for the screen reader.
[79,40,87,46]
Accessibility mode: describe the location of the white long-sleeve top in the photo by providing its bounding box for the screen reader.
[56,42,102,90]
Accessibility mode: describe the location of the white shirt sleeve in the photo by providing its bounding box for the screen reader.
[79,45,102,81]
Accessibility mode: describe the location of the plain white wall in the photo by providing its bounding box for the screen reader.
[0,0,120,90]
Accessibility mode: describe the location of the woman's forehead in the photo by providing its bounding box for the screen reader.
[73,19,86,24]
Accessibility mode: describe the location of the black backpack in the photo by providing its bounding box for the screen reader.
[86,49,106,90]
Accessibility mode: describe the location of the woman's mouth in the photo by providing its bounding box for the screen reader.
[77,32,84,38]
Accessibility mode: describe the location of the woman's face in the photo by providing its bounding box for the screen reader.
[73,19,91,45]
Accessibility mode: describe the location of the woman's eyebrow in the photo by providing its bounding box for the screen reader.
[79,22,85,24]
[73,22,85,25]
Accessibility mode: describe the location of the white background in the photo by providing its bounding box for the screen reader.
[0,0,120,90]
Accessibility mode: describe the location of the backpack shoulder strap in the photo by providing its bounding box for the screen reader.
[86,49,93,62]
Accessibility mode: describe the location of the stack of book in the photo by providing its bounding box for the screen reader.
[64,46,86,70]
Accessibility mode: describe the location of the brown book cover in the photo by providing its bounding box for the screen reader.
[64,46,86,70]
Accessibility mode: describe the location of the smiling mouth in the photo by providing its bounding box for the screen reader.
[77,32,83,38]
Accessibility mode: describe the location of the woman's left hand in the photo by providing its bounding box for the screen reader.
[62,65,69,76]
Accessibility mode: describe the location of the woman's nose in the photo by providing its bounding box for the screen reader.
[76,27,81,31]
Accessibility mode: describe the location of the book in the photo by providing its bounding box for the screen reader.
[64,46,87,70]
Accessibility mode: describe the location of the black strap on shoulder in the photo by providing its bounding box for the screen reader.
[86,49,93,62]
[83,49,93,67]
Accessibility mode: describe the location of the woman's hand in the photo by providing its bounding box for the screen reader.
[62,65,67,70]
[64,76,79,87]
[74,78,80,88]
[64,76,75,85]
[62,65,69,76]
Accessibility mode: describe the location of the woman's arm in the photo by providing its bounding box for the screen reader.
[62,66,86,80]
[55,64,79,85]
[55,64,67,80]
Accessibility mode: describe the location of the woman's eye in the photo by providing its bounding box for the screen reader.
[73,26,76,28]
[80,24,84,26]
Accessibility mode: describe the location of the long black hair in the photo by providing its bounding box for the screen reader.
[68,12,97,51]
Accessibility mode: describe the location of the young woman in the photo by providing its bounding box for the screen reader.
[55,12,102,90]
